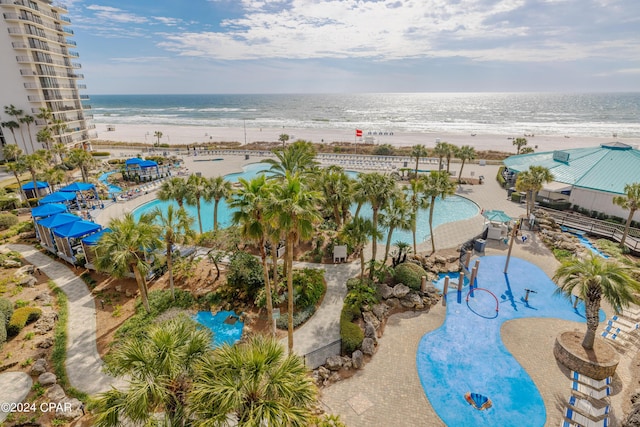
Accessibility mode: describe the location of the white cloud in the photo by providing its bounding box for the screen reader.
[85,5,148,24]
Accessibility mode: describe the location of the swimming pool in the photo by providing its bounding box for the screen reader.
[193,310,244,348]
[98,171,123,197]
[133,162,479,242]
[419,256,605,426]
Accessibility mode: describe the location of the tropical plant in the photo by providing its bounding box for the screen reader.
[152,205,195,300]
[612,182,640,249]
[278,133,290,149]
[520,146,535,154]
[189,334,317,426]
[422,170,457,254]
[4,105,25,147]
[411,144,429,177]
[379,191,413,262]
[67,147,95,182]
[353,172,395,261]
[318,165,353,228]
[158,177,188,208]
[1,121,20,146]
[22,151,47,198]
[553,254,640,350]
[264,140,318,178]
[92,316,211,427]
[36,127,54,151]
[50,118,67,143]
[94,212,161,313]
[408,178,428,254]
[52,143,68,165]
[455,145,476,183]
[513,137,528,154]
[515,165,554,216]
[186,174,208,234]
[18,115,35,153]
[206,176,232,231]
[5,160,28,202]
[339,216,381,279]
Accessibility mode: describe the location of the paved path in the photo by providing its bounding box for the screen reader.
[6,244,125,396]
[0,372,32,422]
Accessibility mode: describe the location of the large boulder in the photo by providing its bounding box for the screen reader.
[623,405,640,427]
[55,397,84,421]
[34,292,52,305]
[35,312,56,334]
[392,284,411,299]
[46,384,66,402]
[362,311,380,330]
[38,372,57,386]
[15,265,34,276]
[361,337,376,356]
[378,284,394,300]
[364,321,377,340]
[385,297,400,309]
[372,303,388,321]
[30,358,48,376]
[325,355,343,371]
[2,259,21,268]
[16,274,37,287]
[351,350,364,369]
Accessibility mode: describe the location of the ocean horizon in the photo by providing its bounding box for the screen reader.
[88,92,640,138]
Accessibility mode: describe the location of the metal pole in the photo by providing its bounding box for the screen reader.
[504,221,519,273]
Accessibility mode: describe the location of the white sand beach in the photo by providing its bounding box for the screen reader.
[95,123,638,153]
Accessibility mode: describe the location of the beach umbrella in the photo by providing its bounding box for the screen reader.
[31,203,68,218]
[39,191,76,205]
[482,210,512,223]
[22,181,49,191]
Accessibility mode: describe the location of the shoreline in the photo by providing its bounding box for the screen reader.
[95,123,639,154]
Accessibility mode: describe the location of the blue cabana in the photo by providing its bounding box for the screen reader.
[39,191,77,205]
[59,182,100,208]
[125,158,161,180]
[81,228,111,270]
[125,158,144,166]
[36,213,81,252]
[81,228,111,246]
[31,203,68,219]
[53,220,102,264]
[22,181,50,198]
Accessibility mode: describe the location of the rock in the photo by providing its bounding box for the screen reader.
[631,388,640,405]
[362,311,380,330]
[623,404,640,427]
[342,357,352,370]
[16,274,37,287]
[446,254,459,263]
[325,355,343,371]
[30,358,48,376]
[352,350,364,369]
[392,283,410,298]
[329,372,342,383]
[378,283,394,299]
[372,303,388,321]
[400,297,416,308]
[385,297,399,309]
[364,321,377,339]
[34,292,52,304]
[15,265,35,276]
[434,255,447,264]
[317,366,331,380]
[38,372,57,386]
[37,337,54,348]
[115,285,122,292]
[361,337,376,356]
[55,397,84,421]
[125,289,134,298]
[408,292,424,309]
[46,384,66,402]
[2,259,21,268]
[35,313,56,334]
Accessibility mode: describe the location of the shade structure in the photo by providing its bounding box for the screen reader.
[483,210,512,223]
[31,203,68,218]
[125,157,144,166]
[39,191,76,205]
[81,228,111,245]
[36,213,81,229]
[59,182,96,192]
[22,181,49,190]
[53,220,102,239]
[139,160,158,168]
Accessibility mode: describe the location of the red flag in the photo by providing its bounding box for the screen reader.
[356,129,363,137]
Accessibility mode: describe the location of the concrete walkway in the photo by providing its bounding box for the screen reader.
[6,244,125,396]
[0,372,32,422]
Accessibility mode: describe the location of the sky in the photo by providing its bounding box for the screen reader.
[64,0,640,94]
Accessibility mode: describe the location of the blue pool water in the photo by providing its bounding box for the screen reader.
[419,256,605,427]
[194,310,244,348]
[98,171,123,196]
[133,163,479,242]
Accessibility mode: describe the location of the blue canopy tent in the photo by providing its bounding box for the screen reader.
[31,203,68,219]
[36,213,81,253]
[39,191,77,208]
[81,228,111,270]
[125,158,161,180]
[22,181,50,199]
[53,220,102,264]
[59,182,100,209]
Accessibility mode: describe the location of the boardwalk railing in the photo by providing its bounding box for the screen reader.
[539,208,640,253]
[303,339,342,369]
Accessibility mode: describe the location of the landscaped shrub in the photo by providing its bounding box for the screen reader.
[0,297,13,326]
[226,251,264,300]
[496,166,506,188]
[340,306,363,354]
[393,262,428,290]
[90,151,111,157]
[275,305,316,329]
[343,279,378,315]
[510,192,523,203]
[292,268,325,309]
[0,213,19,230]
[6,307,42,337]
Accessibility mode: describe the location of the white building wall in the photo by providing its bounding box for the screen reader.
[570,187,640,222]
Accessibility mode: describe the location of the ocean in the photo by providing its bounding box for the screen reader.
[89,92,640,138]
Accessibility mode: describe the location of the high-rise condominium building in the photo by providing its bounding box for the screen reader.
[0,0,94,154]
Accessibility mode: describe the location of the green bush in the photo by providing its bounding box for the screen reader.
[275,305,316,329]
[344,280,378,315]
[552,248,574,262]
[510,192,523,203]
[226,251,264,300]
[16,221,34,233]
[6,307,42,337]
[90,151,111,157]
[340,306,363,354]
[292,268,325,309]
[0,297,13,326]
[0,213,19,230]
[393,262,428,290]
[496,166,506,188]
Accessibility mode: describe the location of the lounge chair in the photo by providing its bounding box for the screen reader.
[568,395,610,418]
[571,381,610,400]
[571,372,611,390]
[564,407,609,427]
[610,315,639,330]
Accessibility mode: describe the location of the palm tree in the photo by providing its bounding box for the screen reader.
[52,143,68,165]
[408,178,428,255]
[185,174,208,234]
[4,105,26,148]
[18,115,36,153]
[319,165,353,228]
[263,140,318,178]
[1,121,20,146]
[513,137,528,154]
[153,205,195,300]
[229,175,277,336]
[206,176,232,231]
[92,316,211,427]
[553,254,640,350]
[22,151,47,198]
[3,144,21,162]
[154,130,163,147]
[95,212,161,313]
[158,177,188,208]
[36,127,54,151]
[355,172,395,261]
[35,107,53,124]
[51,118,67,144]
[422,170,457,254]
[5,160,28,202]
[411,144,429,177]
[339,217,379,279]
[613,183,640,249]
[67,147,95,182]
[42,166,67,191]
[455,145,476,183]
[189,334,317,426]
[379,191,413,262]
[515,166,554,216]
[267,172,322,353]
[278,133,290,149]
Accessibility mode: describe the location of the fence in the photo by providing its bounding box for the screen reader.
[303,339,342,369]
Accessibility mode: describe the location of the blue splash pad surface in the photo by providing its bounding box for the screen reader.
[418,256,604,427]
[194,310,244,348]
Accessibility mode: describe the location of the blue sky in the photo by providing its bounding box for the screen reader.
[66,0,640,94]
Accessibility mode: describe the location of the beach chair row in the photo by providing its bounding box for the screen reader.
[600,311,640,349]
[560,372,611,427]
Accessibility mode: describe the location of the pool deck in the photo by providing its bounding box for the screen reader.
[93,150,631,426]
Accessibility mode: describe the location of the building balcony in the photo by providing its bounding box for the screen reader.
[79,94,89,100]
[65,39,76,47]
[27,96,43,102]
[59,16,71,23]
[20,68,37,76]
[71,62,81,69]
[63,27,73,35]
[77,84,87,89]
[68,51,79,58]
[82,104,92,110]
[2,12,44,25]
[24,82,39,89]
[11,42,28,49]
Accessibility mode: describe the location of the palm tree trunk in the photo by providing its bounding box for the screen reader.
[286,235,294,354]
[429,198,436,254]
[196,200,203,234]
[333,205,341,228]
[260,241,275,336]
[620,209,635,248]
[133,265,151,313]
[371,209,379,260]
[582,297,601,350]
[354,202,363,219]
[384,226,395,262]
[271,237,279,296]
[12,172,28,202]
[214,199,220,231]
[30,172,40,198]
[414,158,419,177]
[458,160,466,182]
[26,126,35,153]
[360,249,365,278]
[412,219,417,256]
[167,242,175,300]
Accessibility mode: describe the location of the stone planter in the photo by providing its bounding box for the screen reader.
[554,331,619,380]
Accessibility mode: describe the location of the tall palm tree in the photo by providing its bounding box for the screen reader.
[411,144,429,178]
[4,105,25,148]
[154,130,163,147]
[339,216,380,278]
[95,212,161,313]
[206,176,232,231]
[52,143,68,165]
[379,191,413,262]
[185,174,208,234]
[553,254,640,350]
[422,170,457,254]
[67,147,95,182]
[263,140,318,178]
[153,205,195,300]
[3,143,21,162]
[613,182,640,249]
[93,316,211,427]
[5,159,28,202]
[319,165,353,228]
[35,107,53,124]
[189,334,317,426]
[267,172,322,353]
[18,115,36,153]
[408,178,428,255]
[36,127,54,151]
[158,176,188,208]
[1,121,20,146]
[513,137,528,154]
[433,141,452,172]
[42,166,67,192]
[51,118,67,144]
[22,151,47,198]
[355,172,395,261]
[515,166,554,216]
[443,143,456,173]
[278,133,290,149]
[229,175,277,336]
[455,145,476,183]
